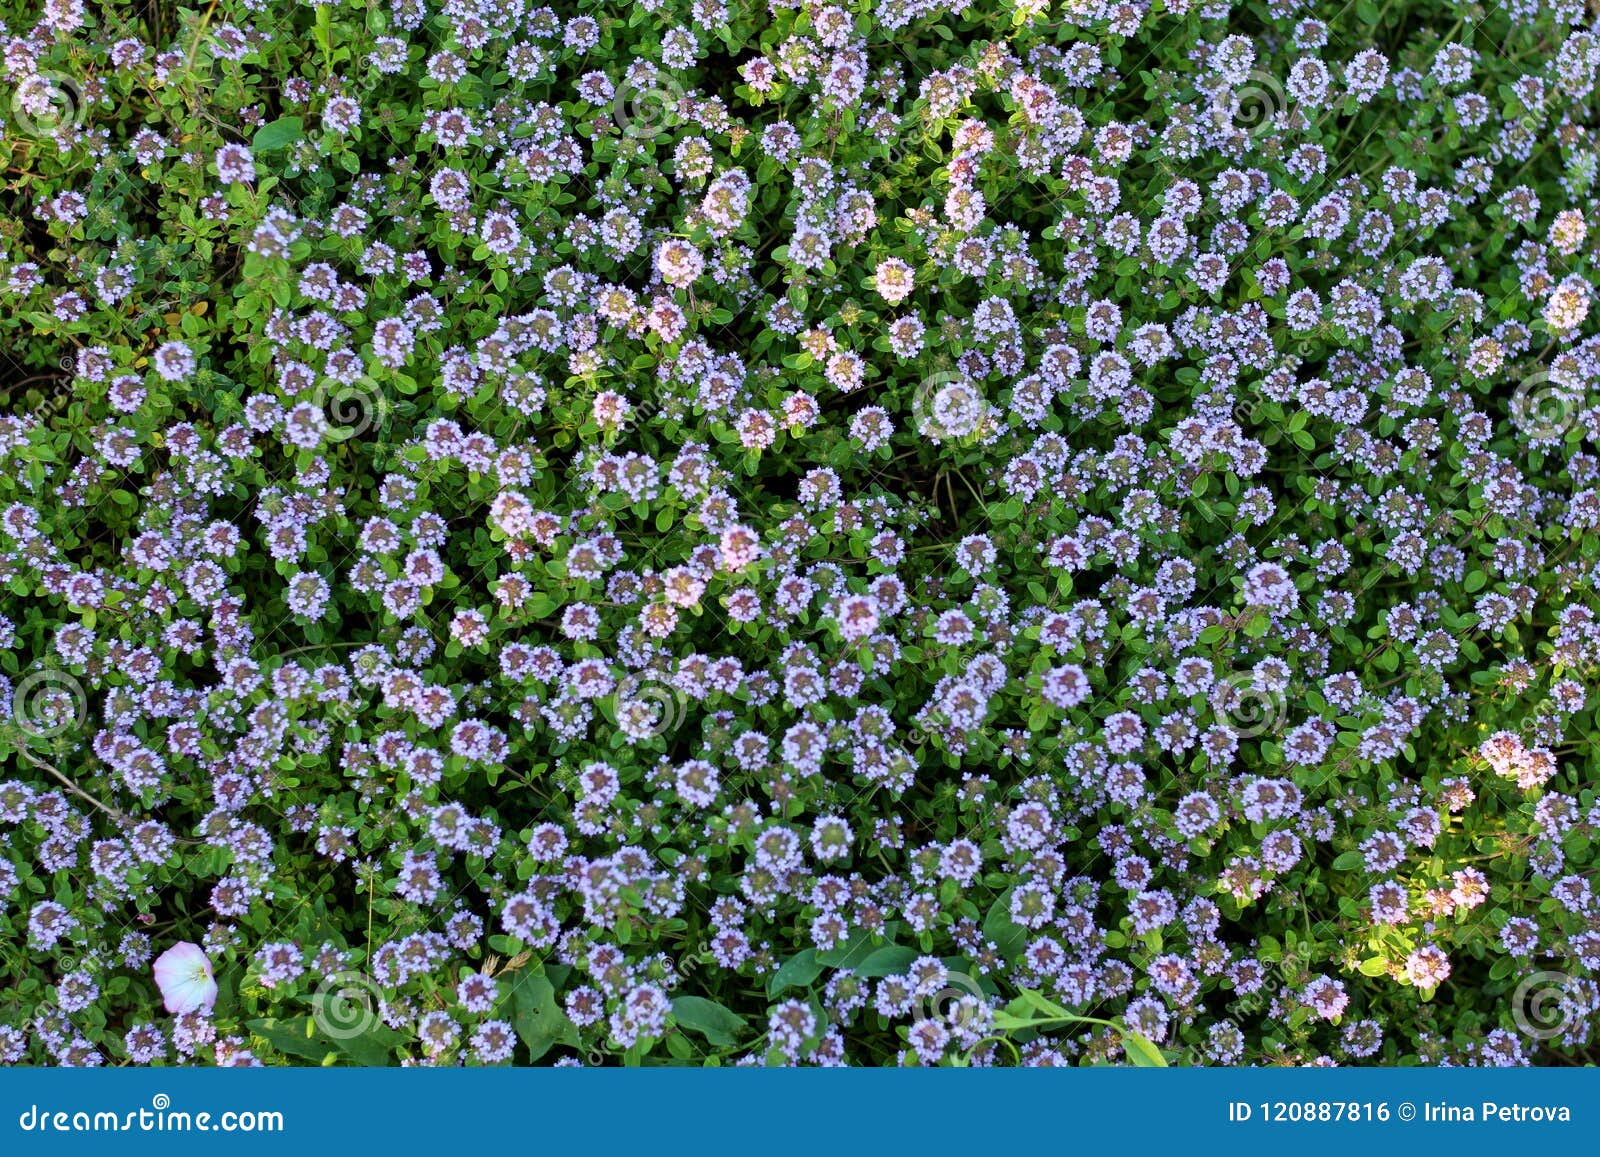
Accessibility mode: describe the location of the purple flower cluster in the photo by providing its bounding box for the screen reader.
[0,0,1598,1068]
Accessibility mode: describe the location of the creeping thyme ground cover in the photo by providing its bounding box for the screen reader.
[0,0,1598,1069]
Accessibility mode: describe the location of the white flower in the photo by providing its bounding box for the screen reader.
[152,942,217,1015]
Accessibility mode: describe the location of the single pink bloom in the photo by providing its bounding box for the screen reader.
[153,942,218,1015]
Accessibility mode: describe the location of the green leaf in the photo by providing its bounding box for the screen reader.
[253,116,305,153]
[1018,989,1074,1020]
[248,1016,338,1065]
[766,949,823,996]
[1120,1028,1169,1068]
[815,933,883,969]
[982,892,1029,961]
[670,996,747,1047]
[247,1015,402,1067]
[502,972,578,1061]
[853,946,921,978]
